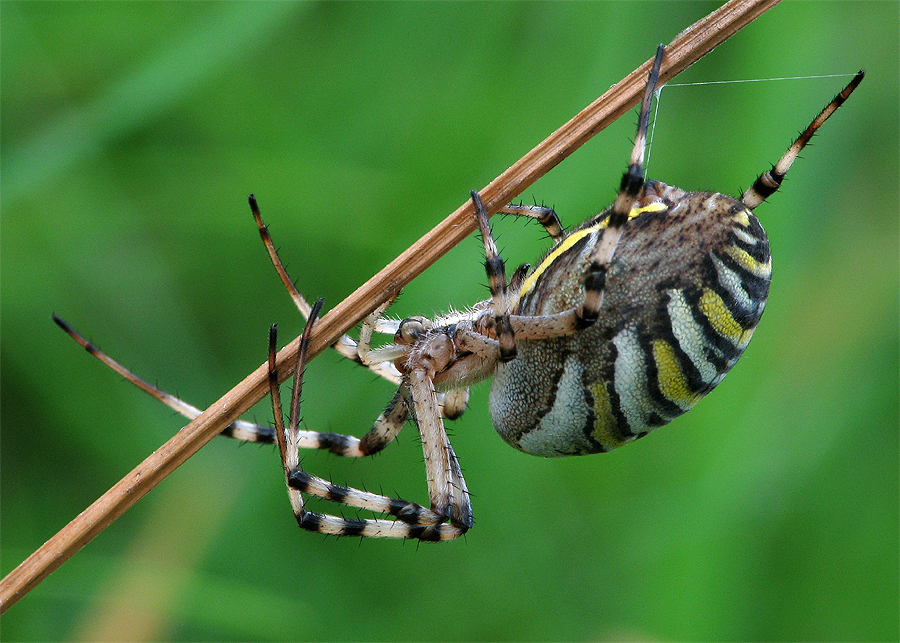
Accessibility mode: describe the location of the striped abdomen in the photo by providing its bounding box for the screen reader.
[489,187,771,456]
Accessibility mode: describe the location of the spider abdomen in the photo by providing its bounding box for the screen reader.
[489,187,771,457]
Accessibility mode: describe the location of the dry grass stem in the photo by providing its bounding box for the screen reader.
[0,0,780,613]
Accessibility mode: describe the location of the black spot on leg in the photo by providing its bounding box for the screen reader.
[337,519,367,537]
[288,469,312,492]
[317,432,354,455]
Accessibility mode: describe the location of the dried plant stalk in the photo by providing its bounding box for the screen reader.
[0,0,780,613]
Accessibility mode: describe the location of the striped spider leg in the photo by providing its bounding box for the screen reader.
[52,313,278,444]
[249,195,404,390]
[50,198,403,449]
[52,200,417,450]
[50,309,397,451]
[267,302,472,540]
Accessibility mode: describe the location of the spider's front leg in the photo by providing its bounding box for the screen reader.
[268,303,468,540]
[402,331,474,532]
[250,194,404,387]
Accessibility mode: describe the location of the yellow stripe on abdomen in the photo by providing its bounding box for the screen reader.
[699,288,753,348]
[652,339,701,410]
[518,202,669,299]
[590,380,627,449]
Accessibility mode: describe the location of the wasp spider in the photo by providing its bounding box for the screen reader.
[56,46,863,541]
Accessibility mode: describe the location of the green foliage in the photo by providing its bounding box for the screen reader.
[2,2,897,641]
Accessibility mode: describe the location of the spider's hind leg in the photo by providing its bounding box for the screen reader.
[741,70,864,210]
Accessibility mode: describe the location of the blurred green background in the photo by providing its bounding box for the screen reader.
[2,2,897,641]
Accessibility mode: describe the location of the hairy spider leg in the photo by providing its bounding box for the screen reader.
[741,70,864,209]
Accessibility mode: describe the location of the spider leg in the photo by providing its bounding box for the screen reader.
[578,44,663,325]
[471,49,665,341]
[53,314,279,443]
[356,298,404,366]
[508,263,531,293]
[497,203,564,241]
[445,440,471,528]
[337,388,409,456]
[472,190,516,362]
[269,310,466,540]
[262,296,434,459]
[741,70,864,209]
[250,195,402,386]
[406,367,473,531]
[52,313,405,451]
[267,322,304,517]
[468,48,667,343]
[273,383,412,458]
[52,198,409,446]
